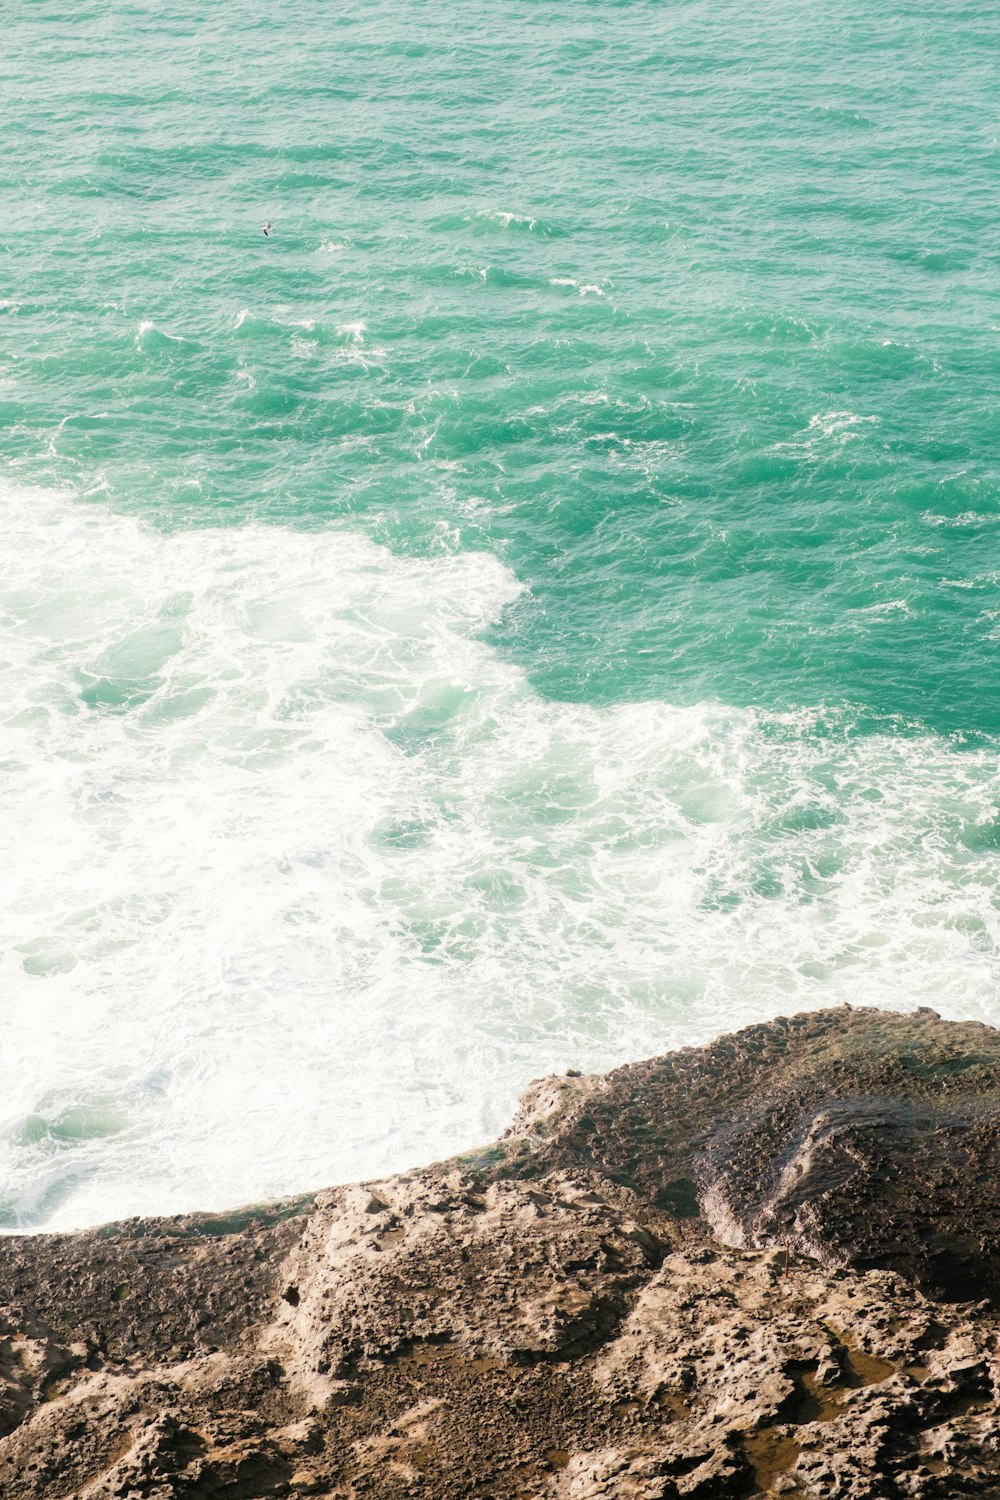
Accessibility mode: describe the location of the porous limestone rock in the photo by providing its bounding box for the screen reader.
[2,1006,1000,1498]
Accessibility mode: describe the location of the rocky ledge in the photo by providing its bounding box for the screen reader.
[3,1005,1000,1499]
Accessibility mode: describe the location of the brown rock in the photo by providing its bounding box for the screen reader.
[1,1006,1000,1497]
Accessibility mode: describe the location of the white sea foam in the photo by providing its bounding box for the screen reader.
[806,411,880,440]
[134,320,184,352]
[773,411,880,453]
[548,277,609,298]
[849,600,914,618]
[476,209,537,231]
[2,483,999,1230]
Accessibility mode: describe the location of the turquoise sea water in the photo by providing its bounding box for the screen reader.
[2,0,999,1228]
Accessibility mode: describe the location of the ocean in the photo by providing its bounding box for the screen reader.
[2,0,998,1229]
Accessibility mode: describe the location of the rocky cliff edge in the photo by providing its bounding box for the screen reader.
[3,1005,1000,1499]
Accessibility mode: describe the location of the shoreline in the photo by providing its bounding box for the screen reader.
[2,1004,999,1497]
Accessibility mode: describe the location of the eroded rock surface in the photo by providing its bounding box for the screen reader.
[3,1006,1000,1498]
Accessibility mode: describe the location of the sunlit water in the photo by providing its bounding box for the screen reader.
[1,0,998,1228]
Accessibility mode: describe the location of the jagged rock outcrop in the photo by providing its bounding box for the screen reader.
[2,1005,1000,1498]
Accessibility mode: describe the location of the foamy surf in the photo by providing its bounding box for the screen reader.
[1,483,998,1230]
